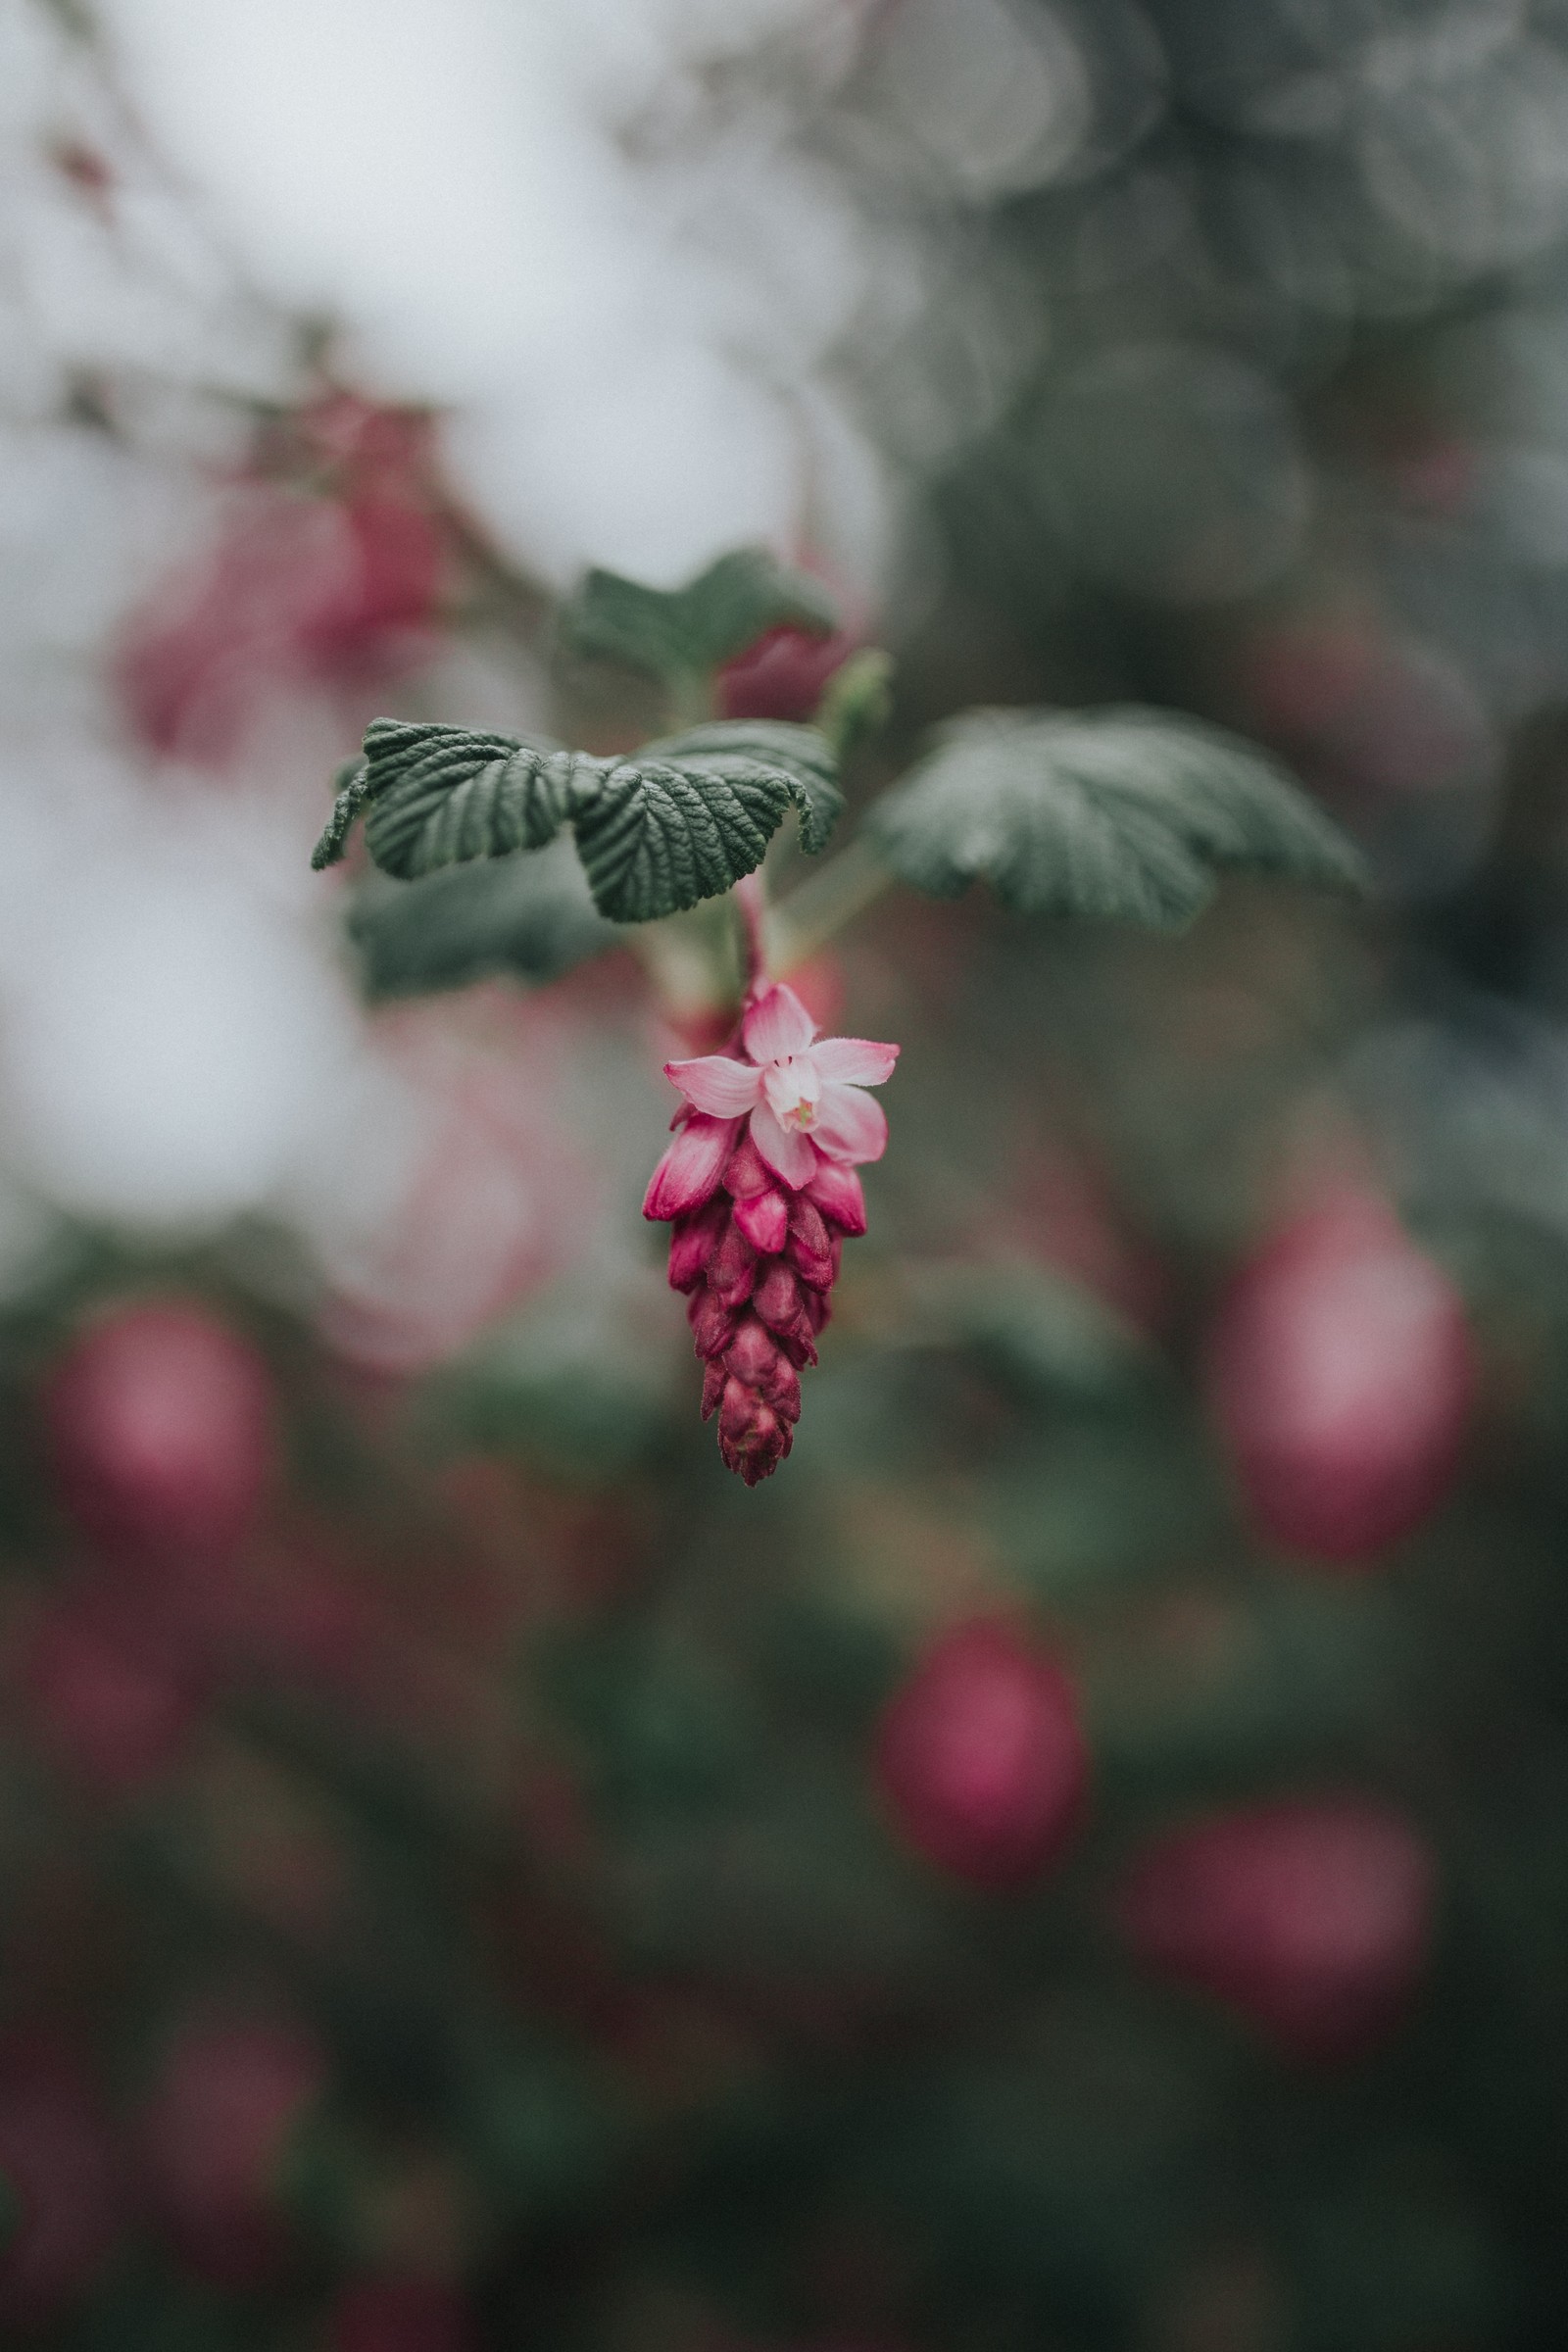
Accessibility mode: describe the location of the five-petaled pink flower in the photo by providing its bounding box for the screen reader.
[645,983,898,1220]
[642,982,900,1484]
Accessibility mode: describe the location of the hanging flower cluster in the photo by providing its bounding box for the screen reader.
[643,982,898,1483]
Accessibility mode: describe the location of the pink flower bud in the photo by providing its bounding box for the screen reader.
[725,1317,802,1417]
[1204,1195,1473,1562]
[716,625,856,724]
[643,1113,739,1220]
[668,1199,727,1293]
[807,1160,866,1236]
[723,1133,774,1200]
[874,1622,1088,1888]
[785,1197,835,1291]
[688,1290,740,1362]
[1112,1797,1436,2060]
[733,1187,790,1255]
[708,1220,760,1312]
[718,1380,792,1485]
[753,1261,807,1335]
[138,2019,326,2285]
[42,1298,276,1572]
[723,1315,782,1386]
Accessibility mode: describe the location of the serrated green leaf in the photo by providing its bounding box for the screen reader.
[638,718,843,852]
[869,706,1369,930]
[316,715,841,925]
[558,547,838,683]
[347,839,622,1000]
[358,717,606,881]
[310,755,372,870]
[571,755,788,924]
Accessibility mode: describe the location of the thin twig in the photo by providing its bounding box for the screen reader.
[763,834,895,973]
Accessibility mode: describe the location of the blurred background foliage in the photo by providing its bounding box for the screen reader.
[3,0,1568,2346]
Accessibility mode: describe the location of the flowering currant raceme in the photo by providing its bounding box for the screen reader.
[644,982,898,1484]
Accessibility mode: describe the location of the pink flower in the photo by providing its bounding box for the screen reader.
[656,982,898,1195]
[642,982,900,1485]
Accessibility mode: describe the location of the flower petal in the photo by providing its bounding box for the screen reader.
[813,1083,888,1165]
[807,1159,867,1236]
[810,1037,900,1088]
[663,1055,762,1117]
[744,984,816,1064]
[750,1102,818,1189]
[643,1114,740,1220]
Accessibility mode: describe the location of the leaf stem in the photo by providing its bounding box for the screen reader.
[668,665,716,733]
[763,835,896,973]
[734,872,768,997]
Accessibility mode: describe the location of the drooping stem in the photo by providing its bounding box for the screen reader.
[763,835,896,974]
[734,871,768,999]
[668,664,716,733]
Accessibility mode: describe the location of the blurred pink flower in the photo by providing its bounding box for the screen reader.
[139,2018,326,2286]
[1204,1190,1473,1562]
[1113,1796,1436,2060]
[41,1298,277,1571]
[874,1620,1088,1888]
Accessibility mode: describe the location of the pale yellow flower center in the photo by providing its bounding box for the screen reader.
[763,1053,821,1132]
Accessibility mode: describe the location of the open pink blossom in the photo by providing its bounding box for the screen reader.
[659,983,897,1193]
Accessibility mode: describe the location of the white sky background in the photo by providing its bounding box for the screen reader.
[91,0,888,586]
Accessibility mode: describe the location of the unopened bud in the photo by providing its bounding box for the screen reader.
[733,1187,789,1255]
[722,1134,773,1200]
[708,1221,759,1313]
[717,1383,792,1486]
[753,1261,805,1335]
[667,1200,726,1294]
[688,1290,739,1361]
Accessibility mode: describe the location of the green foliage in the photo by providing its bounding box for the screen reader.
[435,1291,675,1483]
[905,1257,1151,1403]
[313,715,841,925]
[347,840,621,1000]
[460,2034,624,2215]
[634,717,842,854]
[868,706,1369,929]
[816,645,895,762]
[557,546,838,684]
[349,720,604,878]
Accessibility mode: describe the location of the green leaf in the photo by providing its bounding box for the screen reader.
[347,839,622,1000]
[310,755,373,870]
[356,718,605,881]
[558,547,838,683]
[317,715,842,926]
[635,718,843,853]
[816,645,895,762]
[569,747,796,924]
[868,706,1369,929]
